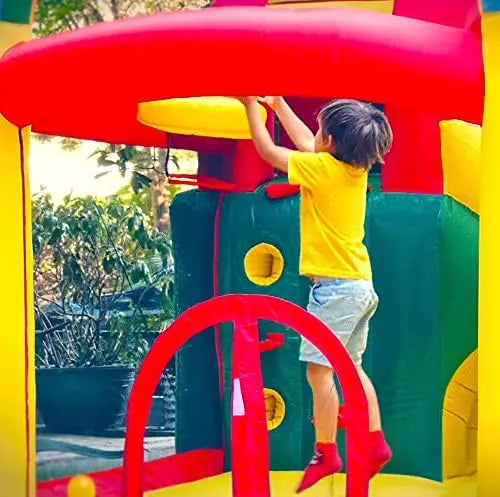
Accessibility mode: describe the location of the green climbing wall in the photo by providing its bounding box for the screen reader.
[363,193,443,481]
[218,185,314,470]
[0,0,35,23]
[172,187,478,482]
[439,196,478,387]
[171,190,222,453]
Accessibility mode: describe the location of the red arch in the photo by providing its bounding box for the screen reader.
[123,294,370,497]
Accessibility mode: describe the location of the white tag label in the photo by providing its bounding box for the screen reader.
[232,378,245,416]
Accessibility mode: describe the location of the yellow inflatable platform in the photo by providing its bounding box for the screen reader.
[138,97,267,139]
[146,472,476,497]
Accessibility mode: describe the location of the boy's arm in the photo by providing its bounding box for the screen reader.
[243,99,292,173]
[271,97,315,152]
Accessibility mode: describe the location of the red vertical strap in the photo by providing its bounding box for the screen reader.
[212,193,228,458]
[212,193,225,399]
[231,320,270,497]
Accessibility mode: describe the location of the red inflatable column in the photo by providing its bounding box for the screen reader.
[231,320,271,497]
[382,0,481,194]
[231,109,275,191]
[231,140,274,191]
[382,109,443,194]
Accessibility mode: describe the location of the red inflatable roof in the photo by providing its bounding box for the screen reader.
[0,6,484,146]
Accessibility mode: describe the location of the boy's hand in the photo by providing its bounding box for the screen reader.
[236,96,258,106]
[260,96,282,111]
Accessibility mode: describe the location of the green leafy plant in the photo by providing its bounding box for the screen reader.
[34,0,206,233]
[33,192,174,368]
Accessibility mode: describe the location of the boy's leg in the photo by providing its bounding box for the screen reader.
[296,361,343,493]
[296,281,357,493]
[307,362,339,442]
[357,366,381,432]
[347,296,392,477]
[355,365,391,477]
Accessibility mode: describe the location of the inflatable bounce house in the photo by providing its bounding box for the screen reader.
[0,0,499,496]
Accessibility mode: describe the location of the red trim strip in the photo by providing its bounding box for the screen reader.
[213,194,226,399]
[231,320,270,497]
[19,128,32,497]
[167,174,236,192]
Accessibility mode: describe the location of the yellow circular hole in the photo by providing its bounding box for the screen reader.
[244,243,284,286]
[264,388,286,431]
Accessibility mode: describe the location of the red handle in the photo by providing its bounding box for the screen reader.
[259,332,286,352]
[264,183,300,199]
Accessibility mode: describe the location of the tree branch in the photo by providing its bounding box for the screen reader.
[85,0,105,22]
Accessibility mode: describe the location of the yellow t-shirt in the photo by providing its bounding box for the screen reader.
[288,151,371,280]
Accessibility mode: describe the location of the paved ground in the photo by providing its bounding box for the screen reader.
[37,433,175,481]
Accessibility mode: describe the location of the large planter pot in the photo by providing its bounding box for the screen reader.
[37,365,135,435]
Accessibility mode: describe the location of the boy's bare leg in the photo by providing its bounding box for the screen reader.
[297,363,343,493]
[308,363,382,434]
[357,366,381,432]
[307,363,339,442]
[356,366,392,477]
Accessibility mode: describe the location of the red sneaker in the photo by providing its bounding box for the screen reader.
[369,431,392,478]
[296,443,343,493]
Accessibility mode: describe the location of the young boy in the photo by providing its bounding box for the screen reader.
[239,96,393,493]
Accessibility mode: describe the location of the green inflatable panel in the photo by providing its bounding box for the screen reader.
[170,190,222,453]
[439,196,478,386]
[0,0,34,23]
[171,188,478,484]
[217,186,314,470]
[363,193,443,481]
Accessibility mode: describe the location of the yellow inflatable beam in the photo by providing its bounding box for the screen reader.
[0,20,35,497]
[440,120,481,215]
[267,0,394,14]
[138,97,267,139]
[146,471,476,497]
[478,9,500,497]
[443,351,477,480]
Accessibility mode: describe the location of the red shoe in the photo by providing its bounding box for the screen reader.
[296,443,343,493]
[369,431,392,478]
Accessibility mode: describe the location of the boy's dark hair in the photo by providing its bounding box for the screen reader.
[318,99,393,169]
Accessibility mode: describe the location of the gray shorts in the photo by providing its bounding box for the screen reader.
[299,278,379,367]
